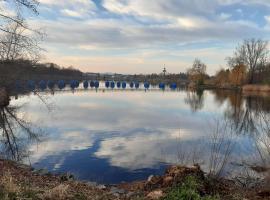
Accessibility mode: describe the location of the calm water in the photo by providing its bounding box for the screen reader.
[2,88,270,184]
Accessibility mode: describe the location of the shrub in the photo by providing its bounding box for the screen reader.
[163,176,220,200]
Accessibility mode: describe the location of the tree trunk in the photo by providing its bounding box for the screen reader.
[0,87,10,107]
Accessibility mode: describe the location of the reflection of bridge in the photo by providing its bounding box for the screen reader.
[14,88,187,98]
[15,80,184,92]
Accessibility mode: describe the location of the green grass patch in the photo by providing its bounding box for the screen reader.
[162,176,220,200]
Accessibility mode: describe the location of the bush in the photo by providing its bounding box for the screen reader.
[163,176,219,200]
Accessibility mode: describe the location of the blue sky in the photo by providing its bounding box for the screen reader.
[29,0,270,74]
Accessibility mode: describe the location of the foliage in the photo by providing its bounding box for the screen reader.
[214,69,230,87]
[214,64,247,87]
[163,176,220,200]
[229,64,247,86]
[227,38,269,84]
[187,59,207,86]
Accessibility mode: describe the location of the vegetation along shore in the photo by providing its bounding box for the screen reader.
[1,159,270,200]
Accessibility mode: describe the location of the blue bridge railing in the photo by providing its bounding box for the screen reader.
[15,80,180,92]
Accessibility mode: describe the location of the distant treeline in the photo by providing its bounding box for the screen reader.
[133,73,188,85]
[85,72,189,86]
[186,39,270,89]
[0,59,83,87]
[116,73,188,85]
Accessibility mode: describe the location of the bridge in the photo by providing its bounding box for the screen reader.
[15,80,182,92]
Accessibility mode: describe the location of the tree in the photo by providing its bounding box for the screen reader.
[187,58,207,85]
[0,17,43,62]
[227,39,269,84]
[229,64,247,86]
[215,69,230,87]
[0,0,39,33]
[0,1,43,63]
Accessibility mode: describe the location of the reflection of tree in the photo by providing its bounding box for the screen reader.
[224,93,256,135]
[255,113,270,166]
[238,112,270,176]
[0,104,42,161]
[211,90,270,136]
[185,89,204,112]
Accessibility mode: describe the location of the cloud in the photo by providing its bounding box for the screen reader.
[102,0,219,19]
[102,0,270,20]
[39,0,97,18]
[39,0,95,7]
[61,9,85,18]
[30,0,270,73]
[220,13,232,20]
[35,16,263,48]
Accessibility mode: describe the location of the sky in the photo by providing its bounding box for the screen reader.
[28,0,270,74]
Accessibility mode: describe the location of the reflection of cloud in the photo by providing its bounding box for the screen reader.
[11,90,259,176]
[28,131,94,166]
[95,128,199,170]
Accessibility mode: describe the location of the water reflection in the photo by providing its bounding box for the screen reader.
[5,89,270,184]
[0,104,42,161]
[211,90,270,136]
[184,89,204,112]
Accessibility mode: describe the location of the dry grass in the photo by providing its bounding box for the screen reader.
[242,84,270,92]
[39,184,70,200]
[0,170,20,199]
[0,170,20,193]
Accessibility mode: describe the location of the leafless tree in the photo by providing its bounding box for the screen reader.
[0,0,44,63]
[0,17,44,62]
[187,58,207,76]
[227,39,269,84]
[0,0,39,33]
[187,58,207,85]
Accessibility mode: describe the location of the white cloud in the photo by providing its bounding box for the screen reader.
[102,0,270,20]
[34,16,263,48]
[61,9,82,17]
[265,16,270,24]
[40,0,97,18]
[28,0,270,73]
[39,0,94,7]
[220,13,232,20]
[102,0,218,19]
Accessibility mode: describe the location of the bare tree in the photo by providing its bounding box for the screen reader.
[0,0,44,63]
[187,58,207,86]
[0,17,44,62]
[0,0,39,33]
[227,39,269,84]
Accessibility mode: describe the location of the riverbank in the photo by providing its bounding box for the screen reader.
[190,83,270,93]
[243,84,270,92]
[1,159,270,200]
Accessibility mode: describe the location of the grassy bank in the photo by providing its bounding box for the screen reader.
[0,159,269,199]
